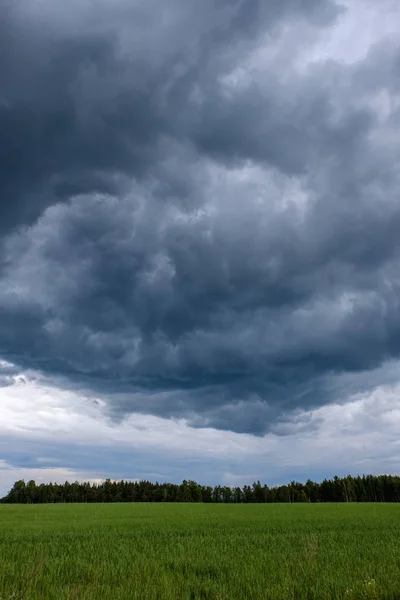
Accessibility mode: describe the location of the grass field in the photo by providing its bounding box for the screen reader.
[0,503,399,600]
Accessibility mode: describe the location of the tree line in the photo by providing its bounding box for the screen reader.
[1,474,400,504]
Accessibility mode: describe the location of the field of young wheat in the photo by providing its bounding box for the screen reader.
[0,503,399,600]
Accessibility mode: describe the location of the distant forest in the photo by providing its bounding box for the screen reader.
[1,474,400,504]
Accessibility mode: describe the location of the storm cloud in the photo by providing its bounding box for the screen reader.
[1,0,400,434]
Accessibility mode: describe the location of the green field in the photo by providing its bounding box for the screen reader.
[0,503,399,600]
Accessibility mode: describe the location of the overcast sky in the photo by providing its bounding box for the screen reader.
[1,0,400,497]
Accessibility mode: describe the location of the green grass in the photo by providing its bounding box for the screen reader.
[0,503,399,600]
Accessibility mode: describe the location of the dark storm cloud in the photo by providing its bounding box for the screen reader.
[0,7,156,233]
[0,0,342,233]
[1,0,400,433]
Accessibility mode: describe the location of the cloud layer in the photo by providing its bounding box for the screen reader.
[1,0,400,440]
[1,363,400,497]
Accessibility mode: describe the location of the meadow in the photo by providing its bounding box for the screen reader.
[0,503,399,600]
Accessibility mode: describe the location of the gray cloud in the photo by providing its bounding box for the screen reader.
[1,0,400,433]
[0,360,21,388]
[0,0,342,233]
